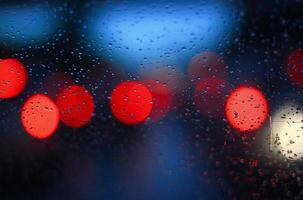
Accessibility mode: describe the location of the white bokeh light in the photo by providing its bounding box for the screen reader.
[271,103,303,160]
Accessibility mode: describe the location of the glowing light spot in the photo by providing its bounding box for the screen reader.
[188,51,227,86]
[286,48,303,87]
[21,94,59,139]
[110,81,153,125]
[144,80,172,122]
[225,86,269,132]
[56,85,95,128]
[194,77,228,118]
[271,103,303,160]
[86,1,238,72]
[0,5,60,46]
[0,58,27,98]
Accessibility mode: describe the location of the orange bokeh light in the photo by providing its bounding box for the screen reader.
[225,86,269,132]
[0,58,27,99]
[110,81,153,125]
[56,85,95,128]
[21,94,60,139]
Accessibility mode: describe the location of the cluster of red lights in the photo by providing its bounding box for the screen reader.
[0,49,302,139]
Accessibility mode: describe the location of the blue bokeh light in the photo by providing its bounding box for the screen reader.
[86,1,239,72]
[0,5,59,46]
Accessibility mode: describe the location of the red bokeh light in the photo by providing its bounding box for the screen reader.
[56,85,95,128]
[0,58,27,99]
[144,80,172,122]
[194,77,228,118]
[188,51,227,86]
[286,48,303,87]
[21,94,60,139]
[110,81,153,125]
[249,159,258,168]
[42,72,74,99]
[225,86,269,132]
[139,67,187,107]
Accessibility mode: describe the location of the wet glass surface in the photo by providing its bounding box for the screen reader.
[0,0,303,199]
